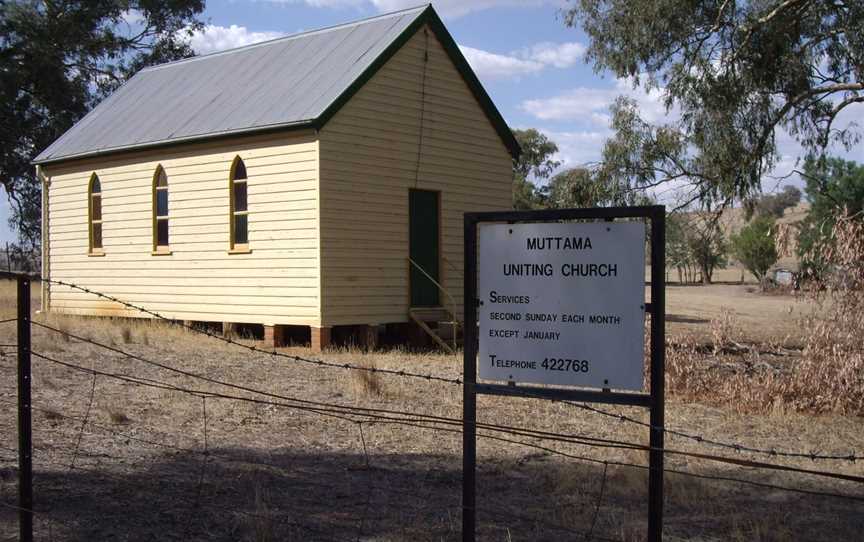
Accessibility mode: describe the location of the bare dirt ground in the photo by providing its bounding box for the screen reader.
[1,280,862,541]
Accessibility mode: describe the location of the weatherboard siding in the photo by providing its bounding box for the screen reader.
[318,26,513,326]
[44,133,322,326]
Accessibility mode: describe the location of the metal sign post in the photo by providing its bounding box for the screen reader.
[462,205,665,542]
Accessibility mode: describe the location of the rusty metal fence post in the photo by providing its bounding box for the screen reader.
[18,274,33,542]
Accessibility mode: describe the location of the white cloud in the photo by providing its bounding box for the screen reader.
[539,129,608,169]
[521,77,669,125]
[521,42,585,69]
[188,25,285,55]
[264,0,560,19]
[460,41,586,80]
[262,0,366,8]
[459,46,544,80]
[120,9,146,27]
[0,189,15,244]
[304,0,366,6]
[376,0,556,18]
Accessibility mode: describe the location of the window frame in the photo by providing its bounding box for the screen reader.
[88,173,104,256]
[228,156,251,254]
[152,165,171,255]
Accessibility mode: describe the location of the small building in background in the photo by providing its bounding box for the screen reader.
[33,5,519,351]
[772,268,796,287]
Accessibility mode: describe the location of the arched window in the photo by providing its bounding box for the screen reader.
[229,156,249,250]
[88,173,103,253]
[153,166,170,251]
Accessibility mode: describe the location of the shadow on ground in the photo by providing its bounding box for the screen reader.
[1,447,862,541]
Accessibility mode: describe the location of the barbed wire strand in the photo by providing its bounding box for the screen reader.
[472,429,864,504]
[45,440,455,542]
[185,396,209,539]
[34,280,864,462]
[7,326,864,535]
[349,418,864,504]
[562,396,862,462]
[30,282,864,463]
[19,446,342,542]
[355,421,376,542]
[28,349,864,488]
[68,357,97,472]
[0,398,197,453]
[45,278,461,385]
[22,332,646,452]
[36,436,451,526]
[485,425,864,504]
[3,289,862,538]
[0,500,75,537]
[13,389,864,542]
[29,320,863,467]
[457,375,864,462]
[586,461,609,542]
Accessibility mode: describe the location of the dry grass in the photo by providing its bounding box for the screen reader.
[0,274,862,540]
[664,282,811,344]
[351,360,384,397]
[666,215,864,416]
[103,404,131,424]
[41,408,63,421]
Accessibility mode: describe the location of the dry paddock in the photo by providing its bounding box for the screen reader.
[0,280,862,541]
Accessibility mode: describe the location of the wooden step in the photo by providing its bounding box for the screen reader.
[408,311,455,354]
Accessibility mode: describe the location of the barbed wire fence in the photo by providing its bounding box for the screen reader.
[1,272,863,541]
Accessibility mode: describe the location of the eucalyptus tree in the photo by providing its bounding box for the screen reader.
[565,0,863,207]
[1,0,205,247]
[511,128,561,209]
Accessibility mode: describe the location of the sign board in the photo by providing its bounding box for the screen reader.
[478,221,646,390]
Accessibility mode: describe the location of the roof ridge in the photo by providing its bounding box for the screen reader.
[33,3,522,165]
[142,4,431,73]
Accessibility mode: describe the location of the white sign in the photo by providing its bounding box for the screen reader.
[478,221,646,390]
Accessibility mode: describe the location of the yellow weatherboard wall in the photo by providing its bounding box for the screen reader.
[42,132,322,326]
[318,25,513,326]
[38,21,515,333]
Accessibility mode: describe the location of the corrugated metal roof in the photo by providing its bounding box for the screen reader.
[34,5,432,164]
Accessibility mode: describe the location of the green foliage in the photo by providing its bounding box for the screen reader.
[512,128,561,182]
[666,212,728,284]
[798,157,864,276]
[731,216,778,284]
[666,213,697,283]
[543,168,597,208]
[511,128,561,209]
[564,1,864,206]
[687,217,728,284]
[745,186,802,220]
[1,0,205,247]
[541,166,653,208]
[510,127,657,210]
[512,175,541,210]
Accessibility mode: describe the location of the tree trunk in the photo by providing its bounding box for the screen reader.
[702,264,712,284]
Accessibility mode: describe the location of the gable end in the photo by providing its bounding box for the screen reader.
[314,6,521,159]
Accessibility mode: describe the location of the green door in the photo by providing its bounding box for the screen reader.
[409,189,440,307]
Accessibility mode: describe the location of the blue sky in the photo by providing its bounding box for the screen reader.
[2,0,861,244]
